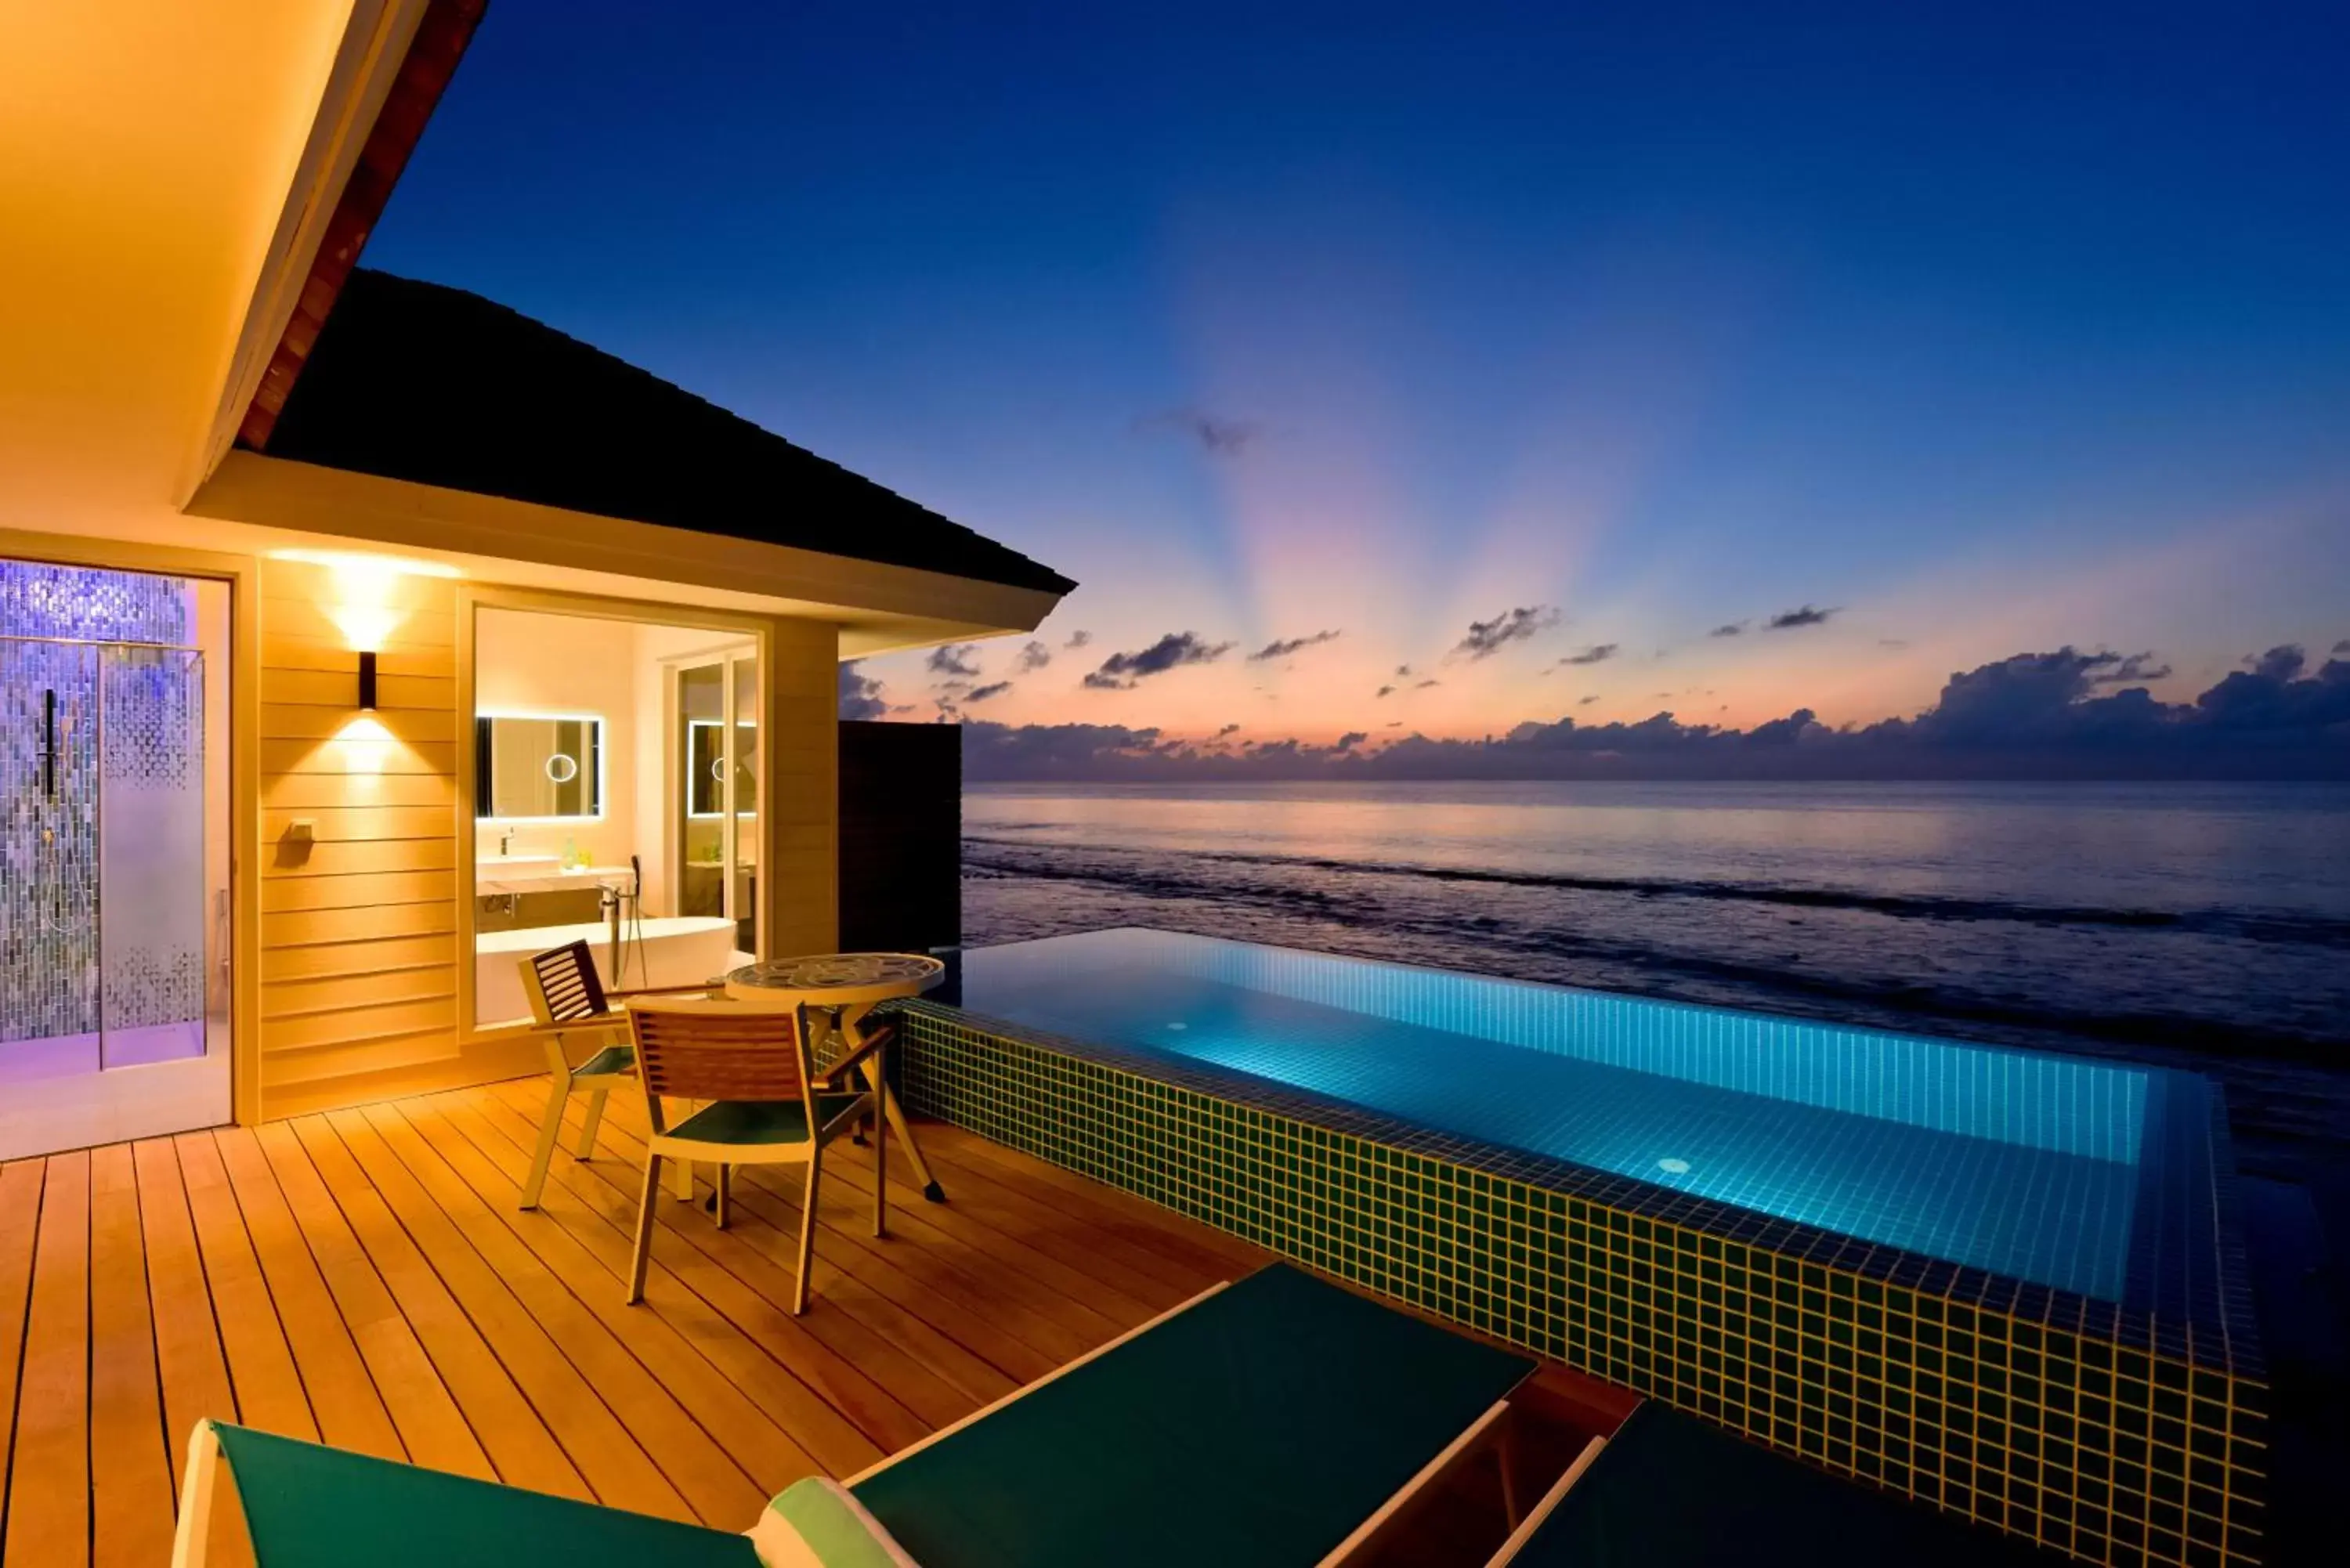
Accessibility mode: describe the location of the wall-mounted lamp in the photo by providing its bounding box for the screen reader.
[357,650,378,711]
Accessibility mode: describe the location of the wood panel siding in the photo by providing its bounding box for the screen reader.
[255,557,461,1118]
[254,565,843,1118]
[0,1095,1270,1551]
[764,619,840,958]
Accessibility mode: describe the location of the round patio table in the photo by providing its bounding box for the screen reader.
[724,953,948,1209]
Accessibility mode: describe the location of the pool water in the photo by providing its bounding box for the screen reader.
[954,928,2214,1304]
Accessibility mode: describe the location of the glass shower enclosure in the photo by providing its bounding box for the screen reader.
[0,561,229,1158]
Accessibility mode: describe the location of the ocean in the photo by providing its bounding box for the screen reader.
[960,779,2350,1179]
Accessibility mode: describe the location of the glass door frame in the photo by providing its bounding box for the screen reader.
[667,641,761,957]
[0,537,251,1158]
[455,582,777,1049]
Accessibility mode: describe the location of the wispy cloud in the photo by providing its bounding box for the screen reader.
[2335,639,2350,655]
[1766,605,1838,630]
[1136,406,1262,456]
[1248,629,1343,662]
[927,642,981,677]
[1334,731,1368,752]
[1082,630,1236,690]
[964,681,1013,703]
[1015,641,1053,673]
[1578,694,1600,706]
[1376,684,1397,698]
[1416,679,1440,689]
[1450,605,1560,661]
[1215,722,1242,738]
[1064,630,1093,650]
[2085,651,2171,686]
[1708,621,1748,638]
[1560,643,1619,667]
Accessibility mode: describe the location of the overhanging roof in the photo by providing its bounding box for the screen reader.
[251,268,1076,598]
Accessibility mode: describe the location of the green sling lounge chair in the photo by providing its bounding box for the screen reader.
[1483,1401,2056,1568]
[172,1263,1535,1568]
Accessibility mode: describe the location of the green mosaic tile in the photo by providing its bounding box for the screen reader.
[894,1005,2267,1567]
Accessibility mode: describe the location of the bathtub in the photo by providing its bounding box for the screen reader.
[475,915,747,1026]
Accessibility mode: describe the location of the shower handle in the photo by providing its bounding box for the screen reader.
[42,688,56,797]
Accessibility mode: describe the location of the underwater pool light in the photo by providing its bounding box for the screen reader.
[1658,1158,1691,1175]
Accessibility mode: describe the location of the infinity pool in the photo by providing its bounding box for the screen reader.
[954,928,2218,1304]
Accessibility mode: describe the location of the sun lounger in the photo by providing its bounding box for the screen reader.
[1484,1401,2053,1567]
[172,1263,1534,1568]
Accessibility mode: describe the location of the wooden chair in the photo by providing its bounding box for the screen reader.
[624,995,893,1312]
[517,940,711,1211]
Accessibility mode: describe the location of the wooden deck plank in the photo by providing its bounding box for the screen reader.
[920,1121,1267,1275]
[240,1123,506,1487]
[374,1099,823,1498]
[535,1083,1128,1357]
[418,1093,1043,1400]
[574,1101,1112,1373]
[287,1115,696,1522]
[458,1088,934,1457]
[131,1140,240,1480]
[88,1146,175,1568]
[171,1132,316,1442]
[8,1152,89,1568]
[336,1104,776,1523]
[204,1128,403,1459]
[424,1091,888,1479]
[0,1160,49,1545]
[25,1082,1274,1547]
[508,1088,1000,1429]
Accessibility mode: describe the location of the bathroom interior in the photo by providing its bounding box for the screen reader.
[0,558,230,1154]
[472,605,761,1028]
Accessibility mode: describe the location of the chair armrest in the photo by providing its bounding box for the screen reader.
[520,1012,628,1038]
[607,982,724,1000]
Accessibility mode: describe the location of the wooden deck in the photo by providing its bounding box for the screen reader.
[0,1080,1271,1564]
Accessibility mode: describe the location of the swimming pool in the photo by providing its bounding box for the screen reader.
[950,927,2218,1309]
[905,927,2261,1567]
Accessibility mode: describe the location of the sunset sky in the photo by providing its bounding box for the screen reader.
[371,1,2350,747]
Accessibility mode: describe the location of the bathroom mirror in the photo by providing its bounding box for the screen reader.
[685,720,758,818]
[475,715,602,819]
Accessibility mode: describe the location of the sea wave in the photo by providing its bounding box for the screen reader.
[964,834,2350,949]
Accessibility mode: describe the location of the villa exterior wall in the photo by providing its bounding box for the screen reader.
[251,558,841,1119]
[898,1003,2268,1568]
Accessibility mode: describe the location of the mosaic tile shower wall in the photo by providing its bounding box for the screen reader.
[898,1004,2268,1568]
[1,562,203,1046]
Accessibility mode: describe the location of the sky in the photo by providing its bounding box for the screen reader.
[368,1,2350,772]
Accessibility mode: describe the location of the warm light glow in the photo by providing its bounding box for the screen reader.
[324,604,399,651]
[269,548,462,579]
[273,550,457,652]
[332,714,396,775]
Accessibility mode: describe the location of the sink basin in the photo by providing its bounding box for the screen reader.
[475,857,634,894]
[476,854,562,876]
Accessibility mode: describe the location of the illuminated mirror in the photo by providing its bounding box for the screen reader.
[475,714,602,818]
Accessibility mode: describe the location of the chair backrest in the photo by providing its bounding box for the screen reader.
[521,939,610,1026]
[627,996,810,1104]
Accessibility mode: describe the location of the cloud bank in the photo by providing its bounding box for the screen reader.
[943,645,2350,781]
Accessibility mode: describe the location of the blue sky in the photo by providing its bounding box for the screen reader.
[371,0,2350,744]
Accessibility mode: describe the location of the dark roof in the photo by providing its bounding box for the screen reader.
[255,269,1075,597]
